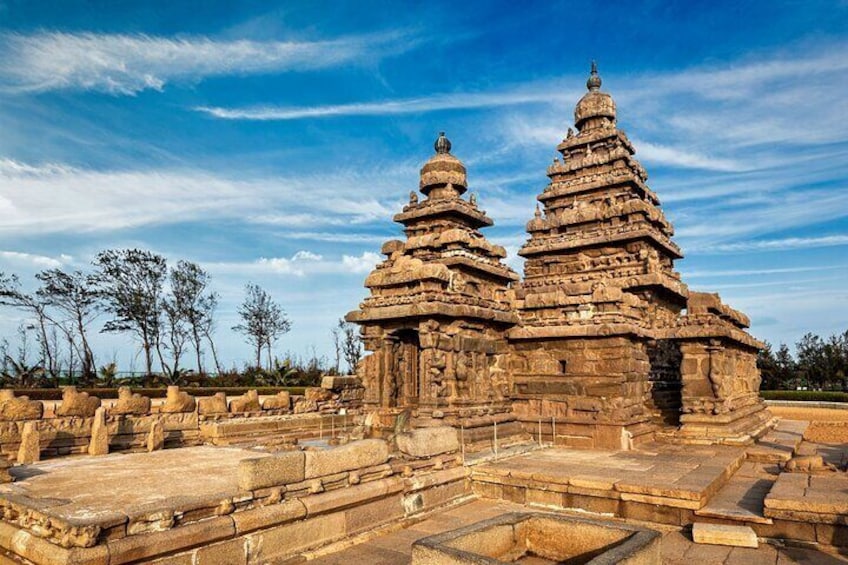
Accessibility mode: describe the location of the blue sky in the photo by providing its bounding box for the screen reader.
[0,0,846,370]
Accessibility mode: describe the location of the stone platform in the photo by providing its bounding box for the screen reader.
[471,442,746,513]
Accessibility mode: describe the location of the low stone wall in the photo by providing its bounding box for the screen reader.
[0,378,365,462]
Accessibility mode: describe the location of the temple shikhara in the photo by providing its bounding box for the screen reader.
[348,63,773,449]
[0,65,842,565]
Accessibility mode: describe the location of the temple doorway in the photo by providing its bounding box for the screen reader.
[390,329,420,407]
[647,340,683,427]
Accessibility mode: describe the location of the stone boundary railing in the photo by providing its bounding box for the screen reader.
[0,376,364,464]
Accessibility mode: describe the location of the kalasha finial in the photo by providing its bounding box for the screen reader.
[434,131,451,154]
[587,60,602,92]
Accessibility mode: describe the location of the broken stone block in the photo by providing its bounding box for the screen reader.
[304,439,389,479]
[147,419,164,452]
[692,522,757,548]
[238,451,306,491]
[197,392,228,415]
[0,390,43,421]
[305,387,333,402]
[229,389,260,413]
[293,399,318,413]
[396,426,460,458]
[109,386,151,416]
[17,421,40,464]
[55,386,101,417]
[160,386,196,413]
[262,391,291,411]
[88,407,109,456]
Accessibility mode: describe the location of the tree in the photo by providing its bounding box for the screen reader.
[94,249,167,376]
[331,320,343,374]
[168,261,218,375]
[232,284,291,370]
[35,269,99,379]
[340,320,362,374]
[0,272,61,379]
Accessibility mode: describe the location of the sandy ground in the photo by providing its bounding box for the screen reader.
[768,405,848,443]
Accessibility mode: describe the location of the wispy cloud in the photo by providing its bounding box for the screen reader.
[0,250,72,269]
[0,30,417,95]
[208,250,380,277]
[196,88,572,120]
[0,158,410,235]
[692,235,848,254]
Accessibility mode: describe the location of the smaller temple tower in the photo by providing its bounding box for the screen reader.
[346,134,522,441]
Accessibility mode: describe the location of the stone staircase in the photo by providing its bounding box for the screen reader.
[694,420,808,526]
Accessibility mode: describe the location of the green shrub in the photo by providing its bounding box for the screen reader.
[7,386,306,401]
[761,390,848,403]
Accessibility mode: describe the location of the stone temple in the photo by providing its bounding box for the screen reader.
[0,66,843,565]
[347,62,773,450]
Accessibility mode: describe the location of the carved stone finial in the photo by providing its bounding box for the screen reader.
[469,192,477,206]
[535,204,542,218]
[409,190,418,204]
[567,127,574,138]
[434,131,451,154]
[587,60,602,92]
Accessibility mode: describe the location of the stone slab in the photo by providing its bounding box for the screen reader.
[692,522,758,548]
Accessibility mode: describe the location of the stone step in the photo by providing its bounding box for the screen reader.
[746,419,808,463]
[694,462,778,525]
[692,522,758,548]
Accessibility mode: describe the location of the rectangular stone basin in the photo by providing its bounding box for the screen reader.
[411,512,661,565]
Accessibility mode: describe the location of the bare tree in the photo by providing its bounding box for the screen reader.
[35,269,99,379]
[233,284,291,370]
[94,249,167,376]
[340,320,362,374]
[169,261,218,375]
[331,320,343,374]
[0,272,61,378]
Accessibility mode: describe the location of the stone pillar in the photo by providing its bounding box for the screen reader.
[148,419,164,452]
[88,407,109,456]
[17,421,40,464]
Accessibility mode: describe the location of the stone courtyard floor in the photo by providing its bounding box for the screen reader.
[303,499,847,564]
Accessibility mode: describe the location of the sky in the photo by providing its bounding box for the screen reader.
[0,0,846,371]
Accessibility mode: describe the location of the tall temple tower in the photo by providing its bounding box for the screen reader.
[349,67,772,449]
[508,64,768,449]
[347,134,523,440]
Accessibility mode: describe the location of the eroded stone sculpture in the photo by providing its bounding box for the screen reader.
[55,387,100,418]
[160,386,196,413]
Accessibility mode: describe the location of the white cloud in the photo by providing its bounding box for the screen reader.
[0,158,411,235]
[196,87,573,120]
[693,235,848,254]
[341,252,381,273]
[0,30,417,95]
[0,250,71,269]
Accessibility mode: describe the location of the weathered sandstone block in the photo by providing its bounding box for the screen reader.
[56,386,101,417]
[294,399,318,413]
[197,392,228,415]
[304,439,389,479]
[0,456,12,482]
[160,386,196,413]
[239,451,306,491]
[109,386,151,416]
[262,391,291,411]
[396,426,460,458]
[88,407,109,455]
[17,421,40,464]
[305,387,333,402]
[148,419,164,452]
[229,389,260,413]
[692,522,757,548]
[320,376,361,390]
[0,390,43,421]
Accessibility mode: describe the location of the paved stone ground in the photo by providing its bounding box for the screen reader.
[303,499,848,564]
[1,445,268,521]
